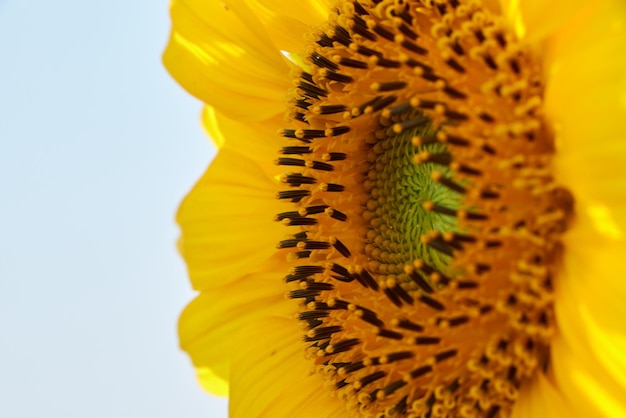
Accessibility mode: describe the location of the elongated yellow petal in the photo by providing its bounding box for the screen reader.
[252,0,330,27]
[500,0,588,42]
[244,0,331,55]
[179,270,292,395]
[163,0,290,121]
[516,1,626,415]
[546,0,626,236]
[177,148,283,290]
[201,106,283,176]
[195,367,229,397]
[229,316,346,417]
[549,211,626,416]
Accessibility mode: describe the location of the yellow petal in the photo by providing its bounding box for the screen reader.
[499,0,588,42]
[179,270,292,395]
[549,214,626,416]
[252,0,330,27]
[245,0,331,55]
[163,0,290,121]
[195,367,229,397]
[201,106,283,177]
[546,0,626,236]
[229,316,346,417]
[533,1,626,414]
[177,148,283,290]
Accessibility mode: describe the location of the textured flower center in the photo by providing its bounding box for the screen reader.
[366,116,461,276]
[275,0,573,416]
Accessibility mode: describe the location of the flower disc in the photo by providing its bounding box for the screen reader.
[276,0,573,416]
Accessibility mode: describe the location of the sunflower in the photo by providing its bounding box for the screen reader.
[164,0,626,416]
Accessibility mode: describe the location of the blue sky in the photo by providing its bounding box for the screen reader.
[0,1,227,416]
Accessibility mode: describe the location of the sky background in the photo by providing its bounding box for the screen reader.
[0,1,228,417]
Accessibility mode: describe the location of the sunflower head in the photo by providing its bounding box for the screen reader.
[165,0,626,416]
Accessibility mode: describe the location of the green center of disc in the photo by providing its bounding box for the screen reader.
[366,113,462,274]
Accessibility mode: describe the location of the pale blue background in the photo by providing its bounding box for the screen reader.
[0,1,228,417]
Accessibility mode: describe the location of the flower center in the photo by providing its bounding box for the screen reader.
[366,114,461,277]
[275,0,573,416]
